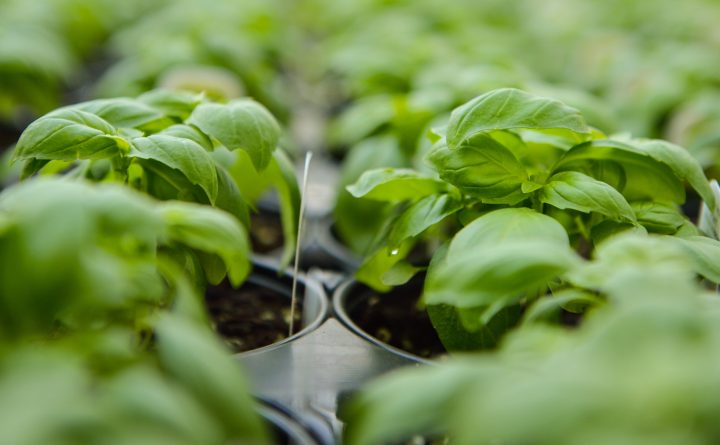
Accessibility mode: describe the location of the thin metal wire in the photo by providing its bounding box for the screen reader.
[289,152,313,336]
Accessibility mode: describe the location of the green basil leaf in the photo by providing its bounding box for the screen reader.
[157,255,208,325]
[266,150,301,269]
[196,252,229,290]
[566,234,697,301]
[219,148,299,266]
[160,124,214,151]
[675,221,701,237]
[669,235,720,284]
[130,135,219,205]
[589,220,646,246]
[462,297,522,335]
[448,208,570,257]
[521,181,544,193]
[334,136,407,254]
[424,239,579,308]
[423,208,578,308]
[540,171,636,223]
[141,159,208,203]
[387,193,462,248]
[516,128,586,151]
[381,261,424,287]
[633,139,715,210]
[347,168,449,202]
[586,160,627,192]
[214,165,250,228]
[187,99,280,171]
[343,361,482,445]
[356,240,415,292]
[523,289,603,324]
[154,315,267,442]
[446,88,590,148]
[137,89,204,121]
[554,139,685,203]
[19,158,50,179]
[158,202,250,286]
[631,202,687,234]
[0,351,93,445]
[14,109,127,161]
[427,135,528,204]
[427,303,521,351]
[223,148,274,204]
[75,98,175,132]
[105,367,223,444]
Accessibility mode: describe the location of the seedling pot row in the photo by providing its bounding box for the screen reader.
[233,251,444,444]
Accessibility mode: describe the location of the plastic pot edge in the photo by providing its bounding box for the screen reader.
[332,278,432,365]
[232,257,330,358]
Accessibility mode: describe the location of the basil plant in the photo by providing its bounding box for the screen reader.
[0,178,268,445]
[345,234,720,445]
[348,88,720,350]
[11,89,299,268]
[0,178,251,338]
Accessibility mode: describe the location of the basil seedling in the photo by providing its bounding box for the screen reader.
[349,88,720,350]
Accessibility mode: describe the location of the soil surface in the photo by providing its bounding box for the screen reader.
[206,280,301,353]
[250,212,285,254]
[347,278,446,359]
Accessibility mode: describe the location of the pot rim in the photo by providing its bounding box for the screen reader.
[232,257,330,358]
[258,399,321,445]
[332,278,432,365]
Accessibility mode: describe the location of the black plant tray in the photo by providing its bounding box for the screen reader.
[235,266,427,445]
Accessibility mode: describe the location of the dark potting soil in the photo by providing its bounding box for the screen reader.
[346,283,584,360]
[206,280,301,353]
[347,279,446,359]
[250,212,285,254]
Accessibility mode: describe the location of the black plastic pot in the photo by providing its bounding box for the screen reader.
[222,258,330,357]
[333,278,445,365]
[232,260,437,444]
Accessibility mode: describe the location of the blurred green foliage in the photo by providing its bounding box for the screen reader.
[1,0,720,441]
[0,178,268,444]
[345,234,720,445]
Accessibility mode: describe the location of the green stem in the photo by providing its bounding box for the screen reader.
[111,156,130,184]
[531,193,544,213]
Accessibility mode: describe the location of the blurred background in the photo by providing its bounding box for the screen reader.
[2,0,719,250]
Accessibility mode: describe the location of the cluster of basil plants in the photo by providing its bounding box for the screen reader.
[0,89,301,444]
[0,179,269,445]
[344,232,720,445]
[340,88,720,444]
[348,88,720,350]
[13,89,299,268]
